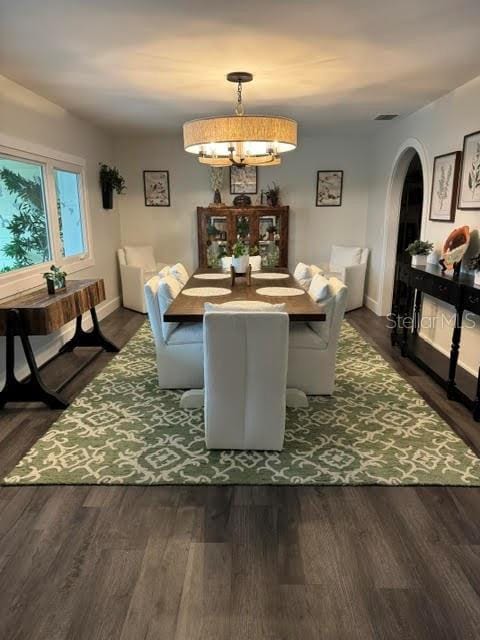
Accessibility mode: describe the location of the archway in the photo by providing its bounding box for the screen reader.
[379,139,429,316]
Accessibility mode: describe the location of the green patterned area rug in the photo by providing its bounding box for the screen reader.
[4,322,480,486]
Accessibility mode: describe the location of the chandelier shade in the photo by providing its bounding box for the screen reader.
[182,72,297,166]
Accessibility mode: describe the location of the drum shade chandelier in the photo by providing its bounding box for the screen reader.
[183,72,297,167]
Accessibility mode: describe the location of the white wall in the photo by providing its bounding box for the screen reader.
[366,74,480,374]
[0,75,120,383]
[115,131,370,272]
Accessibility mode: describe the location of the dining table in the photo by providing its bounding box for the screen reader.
[164,268,326,323]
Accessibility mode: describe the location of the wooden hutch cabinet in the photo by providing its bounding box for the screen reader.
[197,205,289,269]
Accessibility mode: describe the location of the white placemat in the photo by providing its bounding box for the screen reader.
[193,273,229,280]
[256,287,305,297]
[181,287,231,297]
[251,272,289,280]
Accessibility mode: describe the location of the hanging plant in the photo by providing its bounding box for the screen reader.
[99,163,126,209]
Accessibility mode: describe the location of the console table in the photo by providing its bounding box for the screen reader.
[391,263,480,421]
[0,279,119,409]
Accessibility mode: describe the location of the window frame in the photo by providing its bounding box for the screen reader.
[0,134,94,299]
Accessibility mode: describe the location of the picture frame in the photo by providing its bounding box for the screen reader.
[230,166,257,194]
[458,130,480,210]
[316,170,343,207]
[429,151,461,222]
[143,170,170,207]
[259,215,276,240]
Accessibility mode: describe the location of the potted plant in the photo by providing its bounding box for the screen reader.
[43,265,67,294]
[469,254,480,286]
[231,241,249,274]
[99,163,126,209]
[265,182,280,207]
[207,223,219,240]
[405,240,434,267]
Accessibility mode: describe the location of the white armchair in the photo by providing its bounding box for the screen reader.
[144,275,204,389]
[204,310,289,450]
[325,245,369,312]
[287,277,347,395]
[118,246,166,313]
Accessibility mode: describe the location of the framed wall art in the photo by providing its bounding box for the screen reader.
[429,151,461,222]
[458,130,480,210]
[143,170,170,207]
[316,170,343,207]
[230,165,257,194]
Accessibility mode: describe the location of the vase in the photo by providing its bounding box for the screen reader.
[411,255,427,267]
[232,255,249,274]
[475,272,480,287]
[46,278,66,295]
[101,184,113,209]
[213,189,222,205]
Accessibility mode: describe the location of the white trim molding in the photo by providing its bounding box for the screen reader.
[378,137,430,317]
[364,295,381,315]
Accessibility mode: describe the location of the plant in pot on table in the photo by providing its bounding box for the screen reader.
[405,240,434,267]
[265,182,280,207]
[43,265,67,294]
[231,241,249,274]
[469,253,480,286]
[99,163,126,209]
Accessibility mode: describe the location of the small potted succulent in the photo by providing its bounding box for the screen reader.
[43,265,67,294]
[99,163,126,209]
[405,240,434,267]
[231,241,249,274]
[265,182,280,207]
[469,253,480,286]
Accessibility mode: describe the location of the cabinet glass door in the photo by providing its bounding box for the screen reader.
[258,214,281,267]
[206,215,228,267]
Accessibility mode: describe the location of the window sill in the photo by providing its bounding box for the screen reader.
[0,256,95,301]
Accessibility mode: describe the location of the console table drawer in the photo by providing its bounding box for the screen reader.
[463,289,480,314]
[431,279,460,305]
[410,270,434,295]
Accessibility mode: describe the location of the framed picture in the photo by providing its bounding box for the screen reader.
[143,170,170,207]
[230,166,257,194]
[259,216,276,240]
[316,170,343,206]
[458,130,480,210]
[429,151,461,222]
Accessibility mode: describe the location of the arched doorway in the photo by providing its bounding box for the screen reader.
[390,153,424,317]
[379,139,429,317]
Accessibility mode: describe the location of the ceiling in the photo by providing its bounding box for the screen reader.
[1,0,480,134]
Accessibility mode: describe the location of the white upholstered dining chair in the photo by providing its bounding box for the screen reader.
[144,275,204,388]
[325,245,369,311]
[203,309,289,450]
[118,245,166,313]
[287,276,347,395]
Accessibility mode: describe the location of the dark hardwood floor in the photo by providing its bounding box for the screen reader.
[1,306,479,640]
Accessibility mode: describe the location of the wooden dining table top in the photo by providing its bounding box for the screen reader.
[164,269,326,323]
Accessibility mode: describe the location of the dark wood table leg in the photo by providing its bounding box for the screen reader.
[447,307,463,400]
[473,367,480,422]
[59,307,119,353]
[0,309,68,409]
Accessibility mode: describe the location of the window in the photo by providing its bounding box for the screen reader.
[0,156,51,272]
[0,139,92,298]
[54,169,85,258]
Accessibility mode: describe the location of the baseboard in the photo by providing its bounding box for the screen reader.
[364,295,381,315]
[418,330,477,378]
[0,296,121,385]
